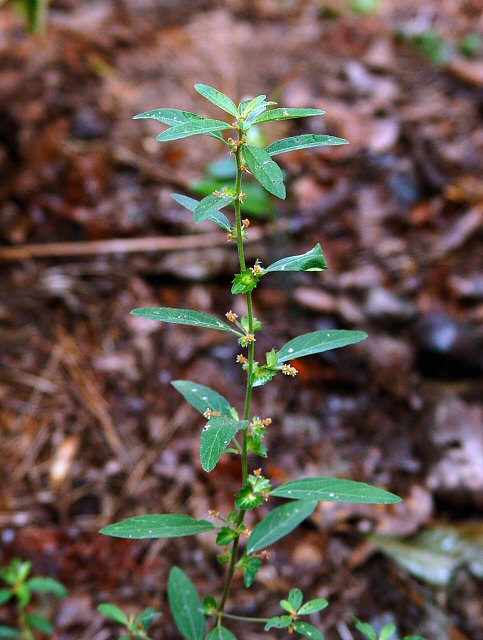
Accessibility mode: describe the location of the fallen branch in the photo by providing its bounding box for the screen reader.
[0,228,264,261]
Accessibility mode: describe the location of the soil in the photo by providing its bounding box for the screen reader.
[0,1,482,639]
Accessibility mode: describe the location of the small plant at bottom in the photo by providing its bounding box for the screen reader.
[0,558,67,639]
[98,603,162,640]
[355,618,428,640]
[98,84,419,639]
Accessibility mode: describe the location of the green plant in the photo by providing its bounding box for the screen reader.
[100,84,406,639]
[355,618,428,640]
[98,603,162,639]
[1,0,48,34]
[0,558,67,639]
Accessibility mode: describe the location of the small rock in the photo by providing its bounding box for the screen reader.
[365,287,416,322]
[70,107,108,140]
[366,336,415,398]
[293,287,338,314]
[426,396,483,507]
[57,595,93,629]
[414,313,482,378]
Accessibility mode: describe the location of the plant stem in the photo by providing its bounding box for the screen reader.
[217,137,256,620]
[222,612,271,623]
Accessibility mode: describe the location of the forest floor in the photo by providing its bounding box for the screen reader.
[0,1,482,639]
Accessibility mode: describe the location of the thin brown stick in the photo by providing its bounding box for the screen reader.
[0,228,264,262]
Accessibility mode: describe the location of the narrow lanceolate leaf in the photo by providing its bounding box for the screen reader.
[99,514,215,539]
[253,107,325,125]
[0,590,12,605]
[97,604,129,625]
[171,380,232,416]
[265,244,327,273]
[243,145,286,199]
[168,567,205,640]
[131,308,241,335]
[271,478,402,504]
[156,119,232,142]
[26,577,67,597]
[133,109,203,126]
[0,627,20,639]
[247,501,317,553]
[292,621,325,640]
[266,134,348,156]
[194,193,236,223]
[171,193,231,231]
[206,626,238,640]
[278,329,368,363]
[194,84,238,117]
[240,94,266,116]
[200,417,248,472]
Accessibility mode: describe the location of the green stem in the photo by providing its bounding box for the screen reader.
[222,612,271,623]
[217,137,256,620]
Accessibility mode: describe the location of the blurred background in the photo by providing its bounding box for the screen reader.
[0,0,482,638]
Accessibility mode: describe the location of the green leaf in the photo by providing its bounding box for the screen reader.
[130,308,240,335]
[194,193,236,223]
[239,554,261,588]
[171,380,232,417]
[380,625,397,640]
[251,364,277,388]
[288,588,303,610]
[137,608,161,629]
[350,0,380,15]
[100,514,215,539]
[171,194,231,231]
[355,620,377,640]
[194,84,238,117]
[292,621,324,640]
[26,577,67,597]
[97,604,129,625]
[190,178,274,217]
[247,501,317,553]
[280,599,295,613]
[206,626,238,640]
[216,527,237,546]
[231,270,260,295]
[0,589,12,604]
[0,626,20,638]
[133,109,203,126]
[265,244,327,273]
[243,145,286,199]
[239,95,266,116]
[266,134,348,156]
[298,599,329,615]
[25,614,53,634]
[156,119,232,142]
[278,329,368,363]
[271,478,402,505]
[168,567,205,640]
[15,561,32,583]
[202,595,217,615]
[200,417,248,472]
[264,616,292,630]
[253,108,325,125]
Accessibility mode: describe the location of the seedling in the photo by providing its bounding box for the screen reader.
[100,84,407,639]
[97,603,162,640]
[355,618,428,640]
[0,558,67,639]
